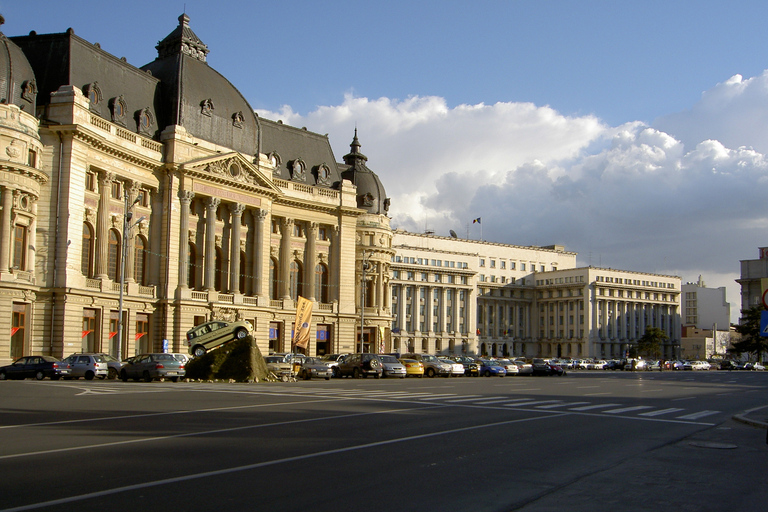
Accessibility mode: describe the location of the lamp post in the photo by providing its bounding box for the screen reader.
[116,192,144,359]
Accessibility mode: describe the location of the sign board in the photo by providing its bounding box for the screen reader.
[162,339,169,352]
[760,311,768,337]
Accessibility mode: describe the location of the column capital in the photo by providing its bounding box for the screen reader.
[255,208,268,222]
[178,189,195,203]
[229,202,246,216]
[205,197,221,210]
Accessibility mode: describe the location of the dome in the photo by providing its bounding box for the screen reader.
[141,14,259,156]
[0,15,37,112]
[341,130,390,215]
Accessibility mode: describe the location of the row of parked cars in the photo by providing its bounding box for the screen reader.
[262,353,569,380]
[0,352,189,382]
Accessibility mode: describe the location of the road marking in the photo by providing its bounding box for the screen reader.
[568,403,621,411]
[638,408,684,417]
[676,410,720,420]
[536,401,590,409]
[603,406,655,414]
[444,395,494,402]
[0,413,563,512]
[503,400,561,407]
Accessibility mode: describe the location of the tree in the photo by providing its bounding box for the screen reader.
[731,306,768,361]
[637,326,668,359]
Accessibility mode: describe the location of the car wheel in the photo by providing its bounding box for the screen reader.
[85,371,95,381]
[332,367,340,378]
[484,370,491,377]
[426,368,436,378]
[0,371,6,381]
[325,376,330,380]
[353,367,361,379]
[121,370,129,382]
[235,328,248,340]
[35,371,45,381]
[51,375,61,381]
[374,373,380,379]
[193,346,206,358]
[170,377,179,382]
[143,371,152,383]
[108,368,118,380]
[303,371,311,381]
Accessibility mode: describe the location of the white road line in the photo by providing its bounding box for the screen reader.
[638,408,684,417]
[536,402,590,409]
[603,406,655,414]
[676,410,720,420]
[444,395,493,403]
[0,413,563,512]
[503,400,561,407]
[568,403,621,411]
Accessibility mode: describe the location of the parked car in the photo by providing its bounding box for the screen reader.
[475,359,506,377]
[62,353,109,380]
[644,360,662,371]
[399,358,424,378]
[379,355,407,378]
[170,353,192,366]
[0,356,71,381]
[297,357,333,380]
[440,358,466,377]
[264,355,294,379]
[550,358,573,370]
[495,359,520,376]
[513,360,533,376]
[450,356,479,376]
[665,360,684,370]
[531,358,553,376]
[186,319,253,357]
[683,360,710,371]
[603,360,626,371]
[586,360,607,370]
[624,359,646,371]
[337,353,383,379]
[120,353,186,382]
[548,362,566,376]
[402,353,452,378]
[320,353,347,377]
[71,353,121,379]
[719,360,739,370]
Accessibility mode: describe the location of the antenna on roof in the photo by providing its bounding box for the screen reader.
[449,230,458,238]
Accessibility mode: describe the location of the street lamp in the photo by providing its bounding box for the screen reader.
[116,192,144,359]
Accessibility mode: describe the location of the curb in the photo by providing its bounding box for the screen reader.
[733,404,768,429]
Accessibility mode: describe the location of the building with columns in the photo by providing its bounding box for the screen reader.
[390,231,681,359]
[0,14,392,364]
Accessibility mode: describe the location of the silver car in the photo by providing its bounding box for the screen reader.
[379,355,407,378]
[62,354,109,380]
[120,353,186,382]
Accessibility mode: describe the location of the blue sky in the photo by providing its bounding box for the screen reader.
[5,0,768,321]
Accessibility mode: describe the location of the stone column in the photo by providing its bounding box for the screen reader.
[0,186,12,272]
[27,199,37,274]
[203,197,220,291]
[94,172,114,278]
[305,222,318,301]
[123,182,139,283]
[279,218,293,300]
[252,209,268,297]
[177,190,194,288]
[228,203,245,293]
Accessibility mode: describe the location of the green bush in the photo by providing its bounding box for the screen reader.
[185,337,270,382]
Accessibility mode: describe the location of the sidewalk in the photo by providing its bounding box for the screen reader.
[733,404,768,430]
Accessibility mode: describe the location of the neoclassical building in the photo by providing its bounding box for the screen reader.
[0,14,393,363]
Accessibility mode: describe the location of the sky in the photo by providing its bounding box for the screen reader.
[5,0,768,322]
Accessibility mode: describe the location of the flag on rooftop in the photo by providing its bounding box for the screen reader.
[473,217,481,224]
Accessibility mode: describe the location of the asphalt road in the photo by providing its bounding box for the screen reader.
[1,370,767,512]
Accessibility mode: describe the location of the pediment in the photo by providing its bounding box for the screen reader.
[179,152,281,194]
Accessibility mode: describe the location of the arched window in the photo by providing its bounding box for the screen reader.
[108,229,121,281]
[214,247,223,292]
[81,223,94,277]
[290,261,303,300]
[188,243,197,289]
[270,258,279,300]
[134,235,147,285]
[315,263,329,303]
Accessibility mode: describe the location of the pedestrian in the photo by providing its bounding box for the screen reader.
[659,359,664,372]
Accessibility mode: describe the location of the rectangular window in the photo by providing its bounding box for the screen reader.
[111,181,122,199]
[86,172,96,192]
[27,149,37,168]
[13,225,26,270]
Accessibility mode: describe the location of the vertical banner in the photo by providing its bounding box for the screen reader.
[292,296,313,350]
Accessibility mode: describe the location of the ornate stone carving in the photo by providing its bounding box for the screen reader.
[179,190,195,203]
[316,164,331,186]
[109,95,127,126]
[232,111,244,128]
[290,159,306,182]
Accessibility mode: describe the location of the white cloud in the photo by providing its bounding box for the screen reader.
[258,76,768,323]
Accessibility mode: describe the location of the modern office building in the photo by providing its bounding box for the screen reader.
[737,247,768,314]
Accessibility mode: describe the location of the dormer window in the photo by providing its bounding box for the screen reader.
[109,96,127,126]
[316,164,331,186]
[290,159,306,182]
[200,99,214,117]
[232,111,244,128]
[135,107,154,135]
[21,80,37,103]
[83,82,103,110]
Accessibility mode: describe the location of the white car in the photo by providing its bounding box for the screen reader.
[495,359,520,376]
[440,358,466,377]
[683,360,710,371]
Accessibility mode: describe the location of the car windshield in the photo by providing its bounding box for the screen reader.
[100,355,119,362]
[421,355,437,362]
[380,356,398,363]
[265,357,283,363]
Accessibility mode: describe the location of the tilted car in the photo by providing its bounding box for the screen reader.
[120,353,185,382]
[186,319,253,357]
[0,356,70,381]
[337,353,383,379]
